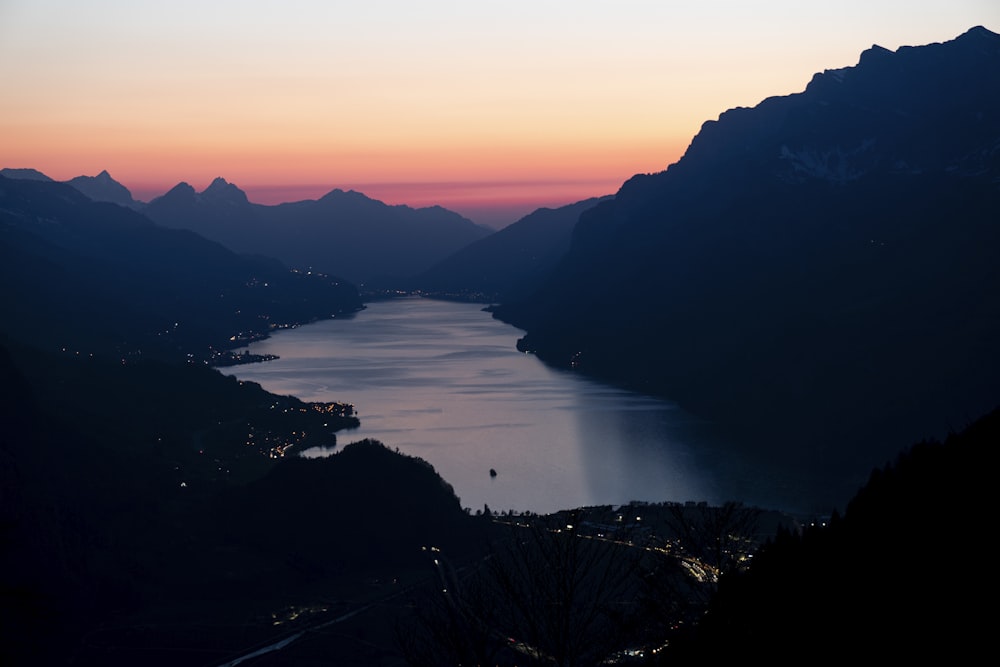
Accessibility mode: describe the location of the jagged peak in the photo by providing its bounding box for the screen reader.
[161,181,197,198]
[858,43,893,65]
[804,25,1000,93]
[143,181,196,207]
[201,176,249,204]
[636,24,1000,195]
[63,170,137,206]
[319,188,375,204]
[958,24,999,41]
[952,25,1000,56]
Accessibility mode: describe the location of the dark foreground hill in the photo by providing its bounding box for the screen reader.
[4,329,994,665]
[493,26,1000,513]
[0,339,487,667]
[658,404,997,664]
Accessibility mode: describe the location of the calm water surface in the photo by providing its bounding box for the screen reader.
[227,297,809,515]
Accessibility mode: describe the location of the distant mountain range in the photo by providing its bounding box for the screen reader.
[493,25,1000,508]
[0,167,53,182]
[0,175,362,361]
[0,168,142,209]
[1,168,494,286]
[1,166,615,295]
[66,169,142,209]
[409,195,613,301]
[143,179,495,286]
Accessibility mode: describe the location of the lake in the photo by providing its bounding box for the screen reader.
[226,296,828,516]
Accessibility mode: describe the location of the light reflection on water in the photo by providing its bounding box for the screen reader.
[226,297,789,515]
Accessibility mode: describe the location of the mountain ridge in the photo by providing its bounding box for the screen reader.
[142,177,494,286]
[410,195,613,301]
[0,175,363,361]
[492,25,1000,513]
[1,167,495,286]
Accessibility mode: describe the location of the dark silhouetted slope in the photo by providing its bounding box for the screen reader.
[0,167,53,181]
[3,167,141,207]
[65,169,140,208]
[0,338,484,666]
[493,26,1000,512]
[661,405,996,663]
[411,195,612,301]
[0,175,362,361]
[215,439,476,575]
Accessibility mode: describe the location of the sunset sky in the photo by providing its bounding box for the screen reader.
[2,1,997,227]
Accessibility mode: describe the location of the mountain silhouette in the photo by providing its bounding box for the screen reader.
[0,167,53,181]
[201,175,250,204]
[0,175,362,361]
[410,195,613,301]
[493,25,1000,512]
[2,167,140,207]
[659,405,997,664]
[143,179,493,286]
[66,170,141,208]
[2,169,495,288]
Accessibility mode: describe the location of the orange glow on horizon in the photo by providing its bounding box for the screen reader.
[119,175,638,228]
[3,2,993,227]
[6,134,689,226]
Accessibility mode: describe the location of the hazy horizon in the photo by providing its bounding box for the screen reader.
[0,168,623,228]
[130,175,623,229]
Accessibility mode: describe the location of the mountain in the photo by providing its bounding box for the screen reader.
[660,405,996,663]
[410,195,612,301]
[65,169,140,208]
[143,179,494,286]
[0,175,362,361]
[2,167,141,207]
[0,167,52,181]
[492,26,1000,511]
[0,338,484,666]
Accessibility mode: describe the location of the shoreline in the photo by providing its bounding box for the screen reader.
[209,350,280,367]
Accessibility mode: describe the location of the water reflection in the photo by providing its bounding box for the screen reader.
[572,391,716,508]
[227,297,734,514]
